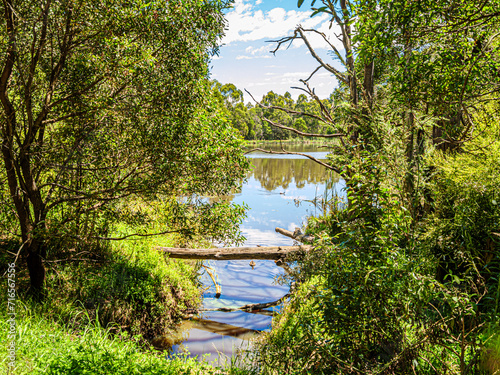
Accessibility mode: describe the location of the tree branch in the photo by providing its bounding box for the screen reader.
[301,27,346,67]
[262,116,343,138]
[245,147,340,173]
[296,26,348,84]
[245,89,332,125]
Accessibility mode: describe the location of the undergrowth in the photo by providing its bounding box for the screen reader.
[0,305,245,374]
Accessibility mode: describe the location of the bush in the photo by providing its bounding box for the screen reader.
[423,145,500,315]
[256,144,498,374]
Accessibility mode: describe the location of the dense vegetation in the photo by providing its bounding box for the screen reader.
[0,0,248,296]
[250,0,500,374]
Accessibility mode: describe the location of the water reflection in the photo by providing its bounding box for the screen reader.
[170,144,344,362]
[249,156,336,191]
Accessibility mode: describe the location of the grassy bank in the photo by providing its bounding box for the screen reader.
[0,307,224,375]
[17,223,203,341]
[0,219,243,374]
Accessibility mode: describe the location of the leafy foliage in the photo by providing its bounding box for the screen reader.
[0,0,248,291]
[252,1,500,373]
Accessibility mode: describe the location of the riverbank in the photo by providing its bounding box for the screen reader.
[0,223,255,374]
[0,308,227,375]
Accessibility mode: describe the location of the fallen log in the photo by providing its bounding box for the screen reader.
[275,227,315,244]
[158,245,313,260]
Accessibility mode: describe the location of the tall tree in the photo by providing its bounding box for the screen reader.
[0,0,247,295]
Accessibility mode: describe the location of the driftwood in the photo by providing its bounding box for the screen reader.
[202,264,221,298]
[183,293,290,315]
[158,245,313,260]
[275,227,315,244]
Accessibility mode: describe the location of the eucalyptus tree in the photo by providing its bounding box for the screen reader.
[0,0,248,295]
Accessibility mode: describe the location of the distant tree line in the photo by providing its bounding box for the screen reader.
[212,81,337,140]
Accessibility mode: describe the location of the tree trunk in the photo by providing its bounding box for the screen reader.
[404,112,415,214]
[363,60,375,108]
[26,239,46,297]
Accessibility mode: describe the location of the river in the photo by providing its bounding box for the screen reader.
[171,143,344,364]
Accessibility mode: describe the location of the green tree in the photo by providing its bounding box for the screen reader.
[0,0,248,295]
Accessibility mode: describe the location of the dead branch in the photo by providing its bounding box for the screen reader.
[245,147,341,173]
[275,227,315,244]
[270,26,347,84]
[245,89,331,125]
[184,293,290,313]
[301,27,346,66]
[262,117,343,139]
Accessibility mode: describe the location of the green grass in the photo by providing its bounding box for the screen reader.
[482,324,500,375]
[0,306,242,375]
[0,215,206,367]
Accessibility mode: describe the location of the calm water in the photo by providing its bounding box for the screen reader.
[170,144,344,364]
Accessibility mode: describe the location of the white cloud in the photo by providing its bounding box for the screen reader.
[222,0,329,46]
[236,54,272,60]
[282,72,313,78]
[245,45,273,55]
[211,2,344,102]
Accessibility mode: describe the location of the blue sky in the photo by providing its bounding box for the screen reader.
[210,0,344,102]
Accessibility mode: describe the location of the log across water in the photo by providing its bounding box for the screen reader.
[158,245,313,260]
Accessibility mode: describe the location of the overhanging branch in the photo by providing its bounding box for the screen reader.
[262,117,344,139]
[245,89,331,125]
[245,147,340,173]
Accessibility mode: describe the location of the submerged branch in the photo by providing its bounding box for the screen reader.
[184,293,290,314]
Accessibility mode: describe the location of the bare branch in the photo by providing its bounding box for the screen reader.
[295,79,335,123]
[269,31,299,54]
[185,292,291,313]
[262,116,343,139]
[301,28,346,66]
[245,89,331,124]
[269,26,347,84]
[245,148,340,173]
[304,65,322,83]
[296,27,348,84]
[95,229,184,241]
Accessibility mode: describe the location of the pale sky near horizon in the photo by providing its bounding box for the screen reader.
[210,0,344,103]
